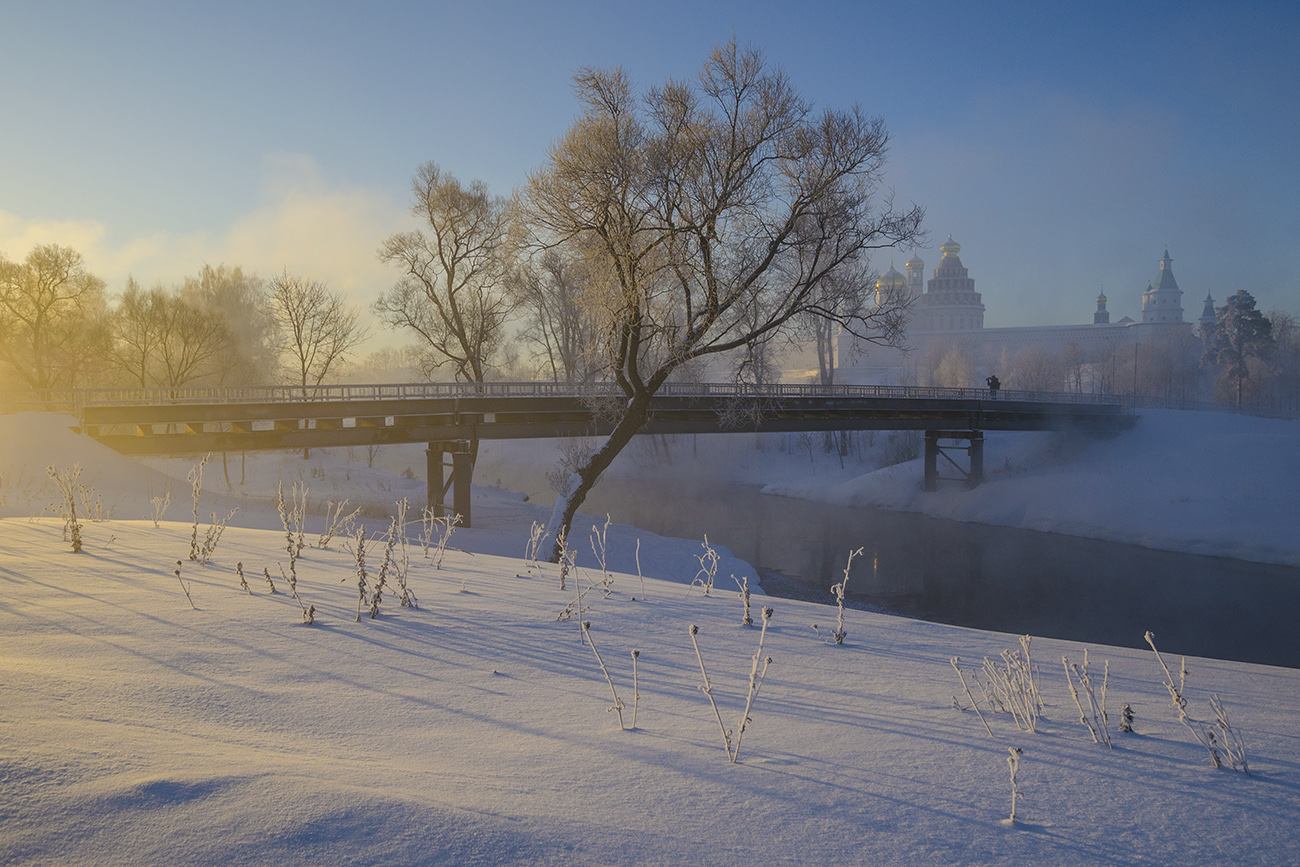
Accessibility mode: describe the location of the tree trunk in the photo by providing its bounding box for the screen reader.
[544,396,650,561]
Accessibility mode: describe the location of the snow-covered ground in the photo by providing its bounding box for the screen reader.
[2,409,1299,865]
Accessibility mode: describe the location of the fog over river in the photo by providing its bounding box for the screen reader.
[570,479,1300,670]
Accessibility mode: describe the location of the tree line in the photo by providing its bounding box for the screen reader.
[0,251,369,394]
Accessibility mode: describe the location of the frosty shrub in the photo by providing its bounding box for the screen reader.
[1145,631,1249,773]
[318,499,360,549]
[392,499,416,609]
[235,561,251,595]
[691,536,720,596]
[981,636,1043,733]
[46,464,85,553]
[522,521,546,577]
[423,510,461,570]
[1062,650,1111,748]
[150,488,171,528]
[688,608,775,763]
[369,517,397,617]
[199,508,237,565]
[187,453,210,561]
[352,526,369,622]
[262,566,277,594]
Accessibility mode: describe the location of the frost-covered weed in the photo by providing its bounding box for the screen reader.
[950,657,995,737]
[174,560,196,610]
[735,573,752,626]
[1005,747,1024,824]
[262,566,277,594]
[590,514,613,593]
[150,489,171,528]
[580,620,627,730]
[46,465,84,553]
[236,561,251,595]
[830,547,864,644]
[281,563,315,624]
[1145,631,1249,772]
[318,499,360,549]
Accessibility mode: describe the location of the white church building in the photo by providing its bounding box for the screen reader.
[835,236,1215,386]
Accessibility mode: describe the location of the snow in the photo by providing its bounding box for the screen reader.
[2,409,1299,865]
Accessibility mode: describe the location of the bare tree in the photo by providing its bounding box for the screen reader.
[508,250,600,383]
[182,264,276,386]
[0,244,108,390]
[517,41,923,558]
[267,270,369,392]
[1004,345,1064,393]
[154,294,235,388]
[106,279,169,386]
[375,162,516,385]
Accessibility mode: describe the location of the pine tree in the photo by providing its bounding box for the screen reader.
[1201,290,1274,405]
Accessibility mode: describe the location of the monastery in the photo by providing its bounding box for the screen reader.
[835,236,1215,386]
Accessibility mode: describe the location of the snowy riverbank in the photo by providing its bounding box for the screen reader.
[3,410,1299,865]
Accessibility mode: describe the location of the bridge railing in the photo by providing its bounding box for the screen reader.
[1,381,1128,412]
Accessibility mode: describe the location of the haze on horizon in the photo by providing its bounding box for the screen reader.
[2,0,1296,343]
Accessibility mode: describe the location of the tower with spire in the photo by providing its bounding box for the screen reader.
[1199,292,1217,343]
[1140,248,1185,324]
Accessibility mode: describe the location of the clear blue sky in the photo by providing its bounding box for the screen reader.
[2,0,1296,328]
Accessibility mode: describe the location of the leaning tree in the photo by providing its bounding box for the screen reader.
[516,41,924,559]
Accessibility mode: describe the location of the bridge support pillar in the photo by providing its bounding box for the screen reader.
[425,440,473,528]
[923,430,984,492]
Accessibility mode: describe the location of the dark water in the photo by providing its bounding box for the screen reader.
[576,479,1300,669]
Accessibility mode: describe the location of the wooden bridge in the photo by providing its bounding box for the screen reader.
[6,382,1138,525]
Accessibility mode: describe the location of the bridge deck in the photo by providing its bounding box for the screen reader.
[60,382,1136,456]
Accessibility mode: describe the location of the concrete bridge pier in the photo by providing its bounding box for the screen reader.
[425,441,473,527]
[923,430,984,492]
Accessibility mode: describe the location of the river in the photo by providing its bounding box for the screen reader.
[572,479,1300,670]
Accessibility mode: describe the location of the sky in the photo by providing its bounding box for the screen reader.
[2,0,1297,340]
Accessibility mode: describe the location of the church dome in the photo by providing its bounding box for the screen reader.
[905,251,925,270]
[876,263,906,289]
[939,235,961,256]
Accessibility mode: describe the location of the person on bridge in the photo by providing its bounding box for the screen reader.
[986,374,1001,397]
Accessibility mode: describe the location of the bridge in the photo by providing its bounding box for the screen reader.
[6,382,1137,526]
